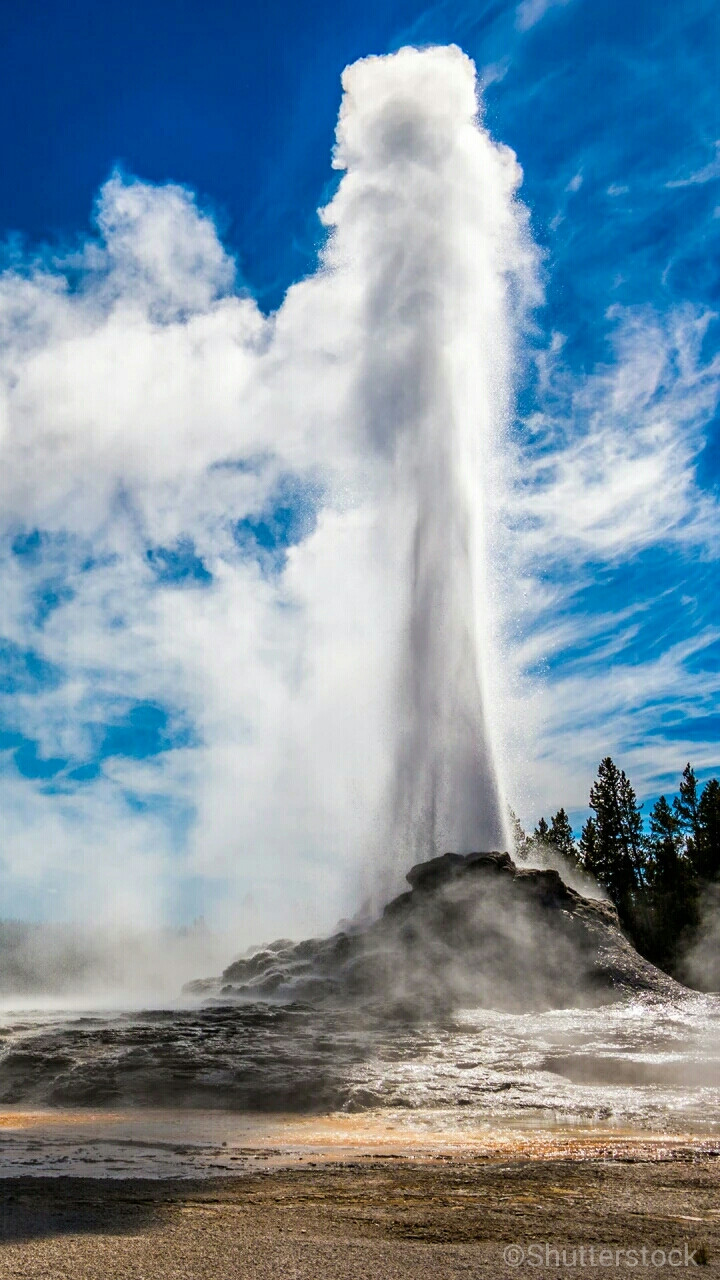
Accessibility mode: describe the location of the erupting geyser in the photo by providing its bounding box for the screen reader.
[322,47,537,864]
[0,44,540,937]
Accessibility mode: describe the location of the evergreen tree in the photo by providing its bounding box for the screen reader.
[508,808,530,858]
[579,816,599,874]
[617,769,645,872]
[534,816,550,843]
[673,763,700,857]
[646,796,683,892]
[587,757,645,923]
[549,808,579,864]
[510,759,718,986]
[644,794,699,969]
[694,778,720,882]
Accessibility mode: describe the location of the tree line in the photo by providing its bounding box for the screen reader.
[514,759,720,981]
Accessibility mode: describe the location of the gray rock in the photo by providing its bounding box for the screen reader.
[185,850,683,1014]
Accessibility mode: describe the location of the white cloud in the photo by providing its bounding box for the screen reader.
[498,305,720,826]
[511,306,720,562]
[509,622,720,822]
[479,58,511,89]
[666,140,720,189]
[515,0,575,33]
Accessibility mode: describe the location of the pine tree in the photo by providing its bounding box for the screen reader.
[534,816,550,843]
[645,794,699,969]
[618,769,645,870]
[674,763,700,858]
[587,757,645,923]
[549,808,579,864]
[647,796,683,892]
[695,778,720,882]
[579,816,599,875]
[508,808,530,859]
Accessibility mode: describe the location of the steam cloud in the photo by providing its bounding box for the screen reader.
[0,47,537,943]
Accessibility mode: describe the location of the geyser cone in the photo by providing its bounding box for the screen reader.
[323,46,537,865]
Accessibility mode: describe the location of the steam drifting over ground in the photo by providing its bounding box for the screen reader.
[0,46,539,945]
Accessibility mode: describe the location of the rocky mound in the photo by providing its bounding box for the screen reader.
[186,851,683,1014]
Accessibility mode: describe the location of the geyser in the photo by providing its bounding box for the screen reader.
[0,44,538,938]
[322,46,537,865]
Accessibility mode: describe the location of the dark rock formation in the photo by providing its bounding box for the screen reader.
[185,851,683,1015]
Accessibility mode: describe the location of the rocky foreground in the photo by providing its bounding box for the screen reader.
[0,852,691,1111]
[187,851,682,1013]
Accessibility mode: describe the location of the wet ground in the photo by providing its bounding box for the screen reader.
[1,994,719,1113]
[1,1105,720,1178]
[0,991,717,1176]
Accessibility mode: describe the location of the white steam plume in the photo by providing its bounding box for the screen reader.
[0,46,538,943]
[323,48,537,867]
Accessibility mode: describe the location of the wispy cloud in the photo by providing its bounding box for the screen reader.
[512,306,720,562]
[666,140,720,188]
[515,0,575,33]
[499,304,720,825]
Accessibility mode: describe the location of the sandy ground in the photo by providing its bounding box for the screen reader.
[0,1145,719,1278]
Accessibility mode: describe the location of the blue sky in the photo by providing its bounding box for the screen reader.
[0,0,718,930]
[6,1,716,316]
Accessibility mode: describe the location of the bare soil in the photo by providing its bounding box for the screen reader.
[1,1152,719,1278]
